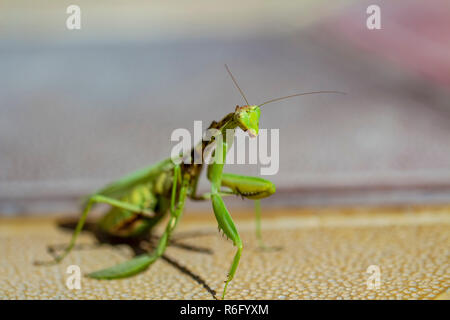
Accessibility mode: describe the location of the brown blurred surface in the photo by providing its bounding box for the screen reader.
[1,205,449,299]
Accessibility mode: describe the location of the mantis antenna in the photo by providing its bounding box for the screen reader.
[225,64,250,106]
[258,91,346,107]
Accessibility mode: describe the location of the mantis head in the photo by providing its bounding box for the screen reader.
[234,105,261,137]
[224,64,345,138]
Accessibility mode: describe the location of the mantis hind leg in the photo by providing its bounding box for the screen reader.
[253,199,281,251]
[254,199,265,249]
[43,194,157,265]
[87,168,189,280]
[88,193,188,279]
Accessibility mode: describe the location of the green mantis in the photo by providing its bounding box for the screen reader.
[45,65,343,299]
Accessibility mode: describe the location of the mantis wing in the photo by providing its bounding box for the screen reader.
[84,157,174,202]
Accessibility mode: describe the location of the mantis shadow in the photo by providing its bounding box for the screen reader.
[40,219,219,299]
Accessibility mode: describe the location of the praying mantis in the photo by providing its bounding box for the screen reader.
[44,65,343,299]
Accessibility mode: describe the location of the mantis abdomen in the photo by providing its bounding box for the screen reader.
[97,175,173,237]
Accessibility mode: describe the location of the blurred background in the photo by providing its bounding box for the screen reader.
[1,0,450,215]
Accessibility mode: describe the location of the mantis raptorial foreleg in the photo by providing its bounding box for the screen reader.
[219,173,276,200]
[220,173,276,250]
[207,137,244,299]
[87,166,189,279]
[207,170,276,249]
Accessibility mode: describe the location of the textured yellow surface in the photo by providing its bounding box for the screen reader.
[1,206,449,300]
